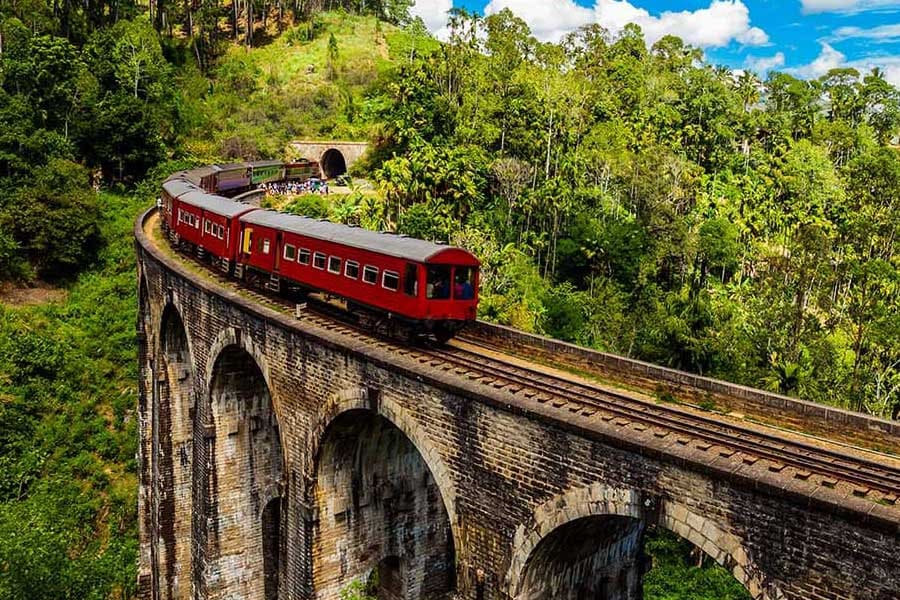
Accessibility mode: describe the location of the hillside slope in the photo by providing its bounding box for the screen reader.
[180,12,437,159]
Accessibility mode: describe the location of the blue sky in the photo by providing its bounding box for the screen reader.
[409,0,900,85]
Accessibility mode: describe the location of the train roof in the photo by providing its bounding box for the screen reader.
[162,178,197,198]
[213,162,249,172]
[249,160,283,168]
[241,210,479,264]
[180,191,259,218]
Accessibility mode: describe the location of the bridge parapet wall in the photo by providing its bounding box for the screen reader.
[466,321,900,451]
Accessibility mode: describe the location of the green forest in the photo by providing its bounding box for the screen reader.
[0,0,898,597]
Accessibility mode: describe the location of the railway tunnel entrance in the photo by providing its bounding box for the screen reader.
[203,345,283,600]
[321,148,347,178]
[312,410,456,600]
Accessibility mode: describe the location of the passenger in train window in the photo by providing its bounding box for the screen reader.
[454,267,475,300]
[427,266,451,299]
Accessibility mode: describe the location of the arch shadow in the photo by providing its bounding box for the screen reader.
[200,341,284,600]
[505,484,781,600]
[310,394,458,599]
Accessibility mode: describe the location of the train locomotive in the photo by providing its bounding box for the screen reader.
[160,160,480,342]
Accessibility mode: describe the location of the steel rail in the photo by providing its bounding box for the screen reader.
[424,343,900,497]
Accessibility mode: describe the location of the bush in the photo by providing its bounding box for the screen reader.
[2,159,103,280]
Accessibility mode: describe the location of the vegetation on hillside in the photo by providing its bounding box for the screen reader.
[0,193,142,600]
[0,1,898,598]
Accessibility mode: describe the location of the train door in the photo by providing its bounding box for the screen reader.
[242,227,253,257]
[274,232,283,272]
[404,263,419,299]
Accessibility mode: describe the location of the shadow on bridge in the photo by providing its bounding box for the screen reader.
[312,409,456,600]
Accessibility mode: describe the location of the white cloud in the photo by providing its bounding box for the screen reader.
[788,43,900,87]
[483,0,769,47]
[745,52,786,73]
[790,43,846,78]
[830,23,900,43]
[410,0,453,37]
[484,0,594,42]
[800,0,900,14]
[593,0,768,48]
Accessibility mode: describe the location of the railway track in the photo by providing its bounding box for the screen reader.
[424,343,900,498]
[156,223,900,502]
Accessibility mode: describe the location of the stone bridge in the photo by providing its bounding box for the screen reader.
[288,141,369,179]
[136,209,900,600]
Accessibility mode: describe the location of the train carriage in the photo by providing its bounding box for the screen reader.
[190,165,219,192]
[249,160,284,185]
[159,159,481,341]
[160,178,197,233]
[237,210,479,340]
[172,191,258,271]
[213,163,252,194]
[284,160,321,182]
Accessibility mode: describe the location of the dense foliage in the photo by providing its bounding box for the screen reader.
[0,3,898,598]
[367,9,900,418]
[0,193,142,599]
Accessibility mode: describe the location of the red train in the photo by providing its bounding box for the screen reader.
[160,162,480,342]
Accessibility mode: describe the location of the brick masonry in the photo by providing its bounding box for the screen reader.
[287,141,369,178]
[136,210,900,600]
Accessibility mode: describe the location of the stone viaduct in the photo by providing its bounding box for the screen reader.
[288,141,369,179]
[136,208,900,600]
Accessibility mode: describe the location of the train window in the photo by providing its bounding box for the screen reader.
[259,238,271,254]
[204,220,210,234]
[313,252,327,269]
[284,244,296,261]
[404,264,418,297]
[218,225,225,239]
[298,248,311,265]
[345,261,359,279]
[426,266,452,299]
[328,256,341,274]
[363,265,378,284]
[453,267,476,299]
[195,216,200,229]
[382,270,400,291]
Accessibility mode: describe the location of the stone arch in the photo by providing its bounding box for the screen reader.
[153,303,195,600]
[320,148,347,178]
[311,391,457,599]
[505,483,779,600]
[200,340,284,600]
[203,327,273,406]
[308,387,459,526]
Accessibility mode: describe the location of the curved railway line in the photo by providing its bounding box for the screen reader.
[147,212,900,504]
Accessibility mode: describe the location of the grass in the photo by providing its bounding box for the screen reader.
[181,11,437,160]
[644,527,752,600]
